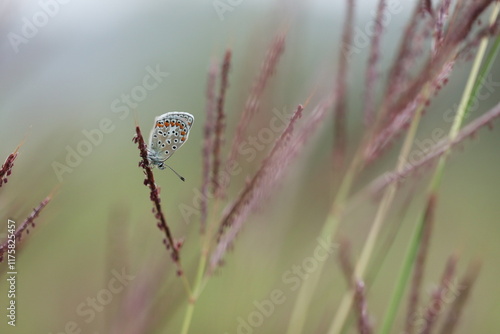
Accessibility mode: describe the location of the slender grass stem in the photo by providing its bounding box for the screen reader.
[180,301,196,334]
[286,69,401,334]
[450,3,500,140]
[378,5,500,333]
[327,84,429,334]
[180,198,222,334]
[286,148,364,334]
[377,211,425,334]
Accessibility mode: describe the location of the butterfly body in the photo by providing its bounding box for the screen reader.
[147,111,194,170]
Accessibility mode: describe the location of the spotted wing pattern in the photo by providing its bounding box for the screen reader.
[147,111,194,168]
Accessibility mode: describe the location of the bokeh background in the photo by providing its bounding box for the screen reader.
[0,0,499,333]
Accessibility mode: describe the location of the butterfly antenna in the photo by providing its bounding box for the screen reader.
[165,164,186,182]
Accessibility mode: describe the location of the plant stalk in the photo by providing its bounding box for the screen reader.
[378,5,500,333]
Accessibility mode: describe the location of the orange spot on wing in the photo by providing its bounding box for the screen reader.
[181,131,186,135]
[181,137,186,141]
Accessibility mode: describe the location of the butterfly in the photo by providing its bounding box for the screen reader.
[147,111,194,181]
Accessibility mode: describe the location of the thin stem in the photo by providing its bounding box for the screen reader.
[286,147,364,334]
[327,84,429,334]
[286,67,397,334]
[357,95,424,277]
[449,2,500,140]
[180,198,221,334]
[378,5,500,333]
[464,35,500,121]
[378,212,425,334]
[285,4,499,328]
[180,301,196,334]
[134,124,193,300]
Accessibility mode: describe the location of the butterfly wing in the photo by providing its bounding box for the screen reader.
[148,112,195,164]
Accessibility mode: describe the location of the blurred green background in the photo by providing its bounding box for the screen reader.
[0,0,499,333]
